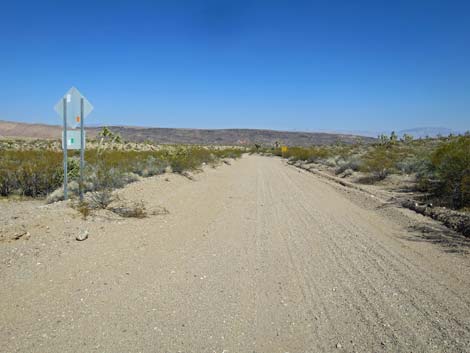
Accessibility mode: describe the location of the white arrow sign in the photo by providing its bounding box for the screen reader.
[54,87,93,128]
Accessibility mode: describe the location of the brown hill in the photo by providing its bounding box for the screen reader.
[0,120,63,140]
[0,120,374,146]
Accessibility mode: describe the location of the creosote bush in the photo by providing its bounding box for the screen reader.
[283,146,332,163]
[0,139,244,201]
[428,135,470,208]
[360,145,401,180]
[0,150,62,197]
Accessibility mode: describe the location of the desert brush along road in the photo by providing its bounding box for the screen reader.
[1,155,470,352]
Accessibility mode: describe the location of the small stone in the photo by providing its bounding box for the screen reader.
[76,230,89,241]
[336,343,342,349]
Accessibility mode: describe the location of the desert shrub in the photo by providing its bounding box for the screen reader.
[88,190,115,209]
[122,172,141,184]
[323,156,339,167]
[0,165,15,196]
[1,145,244,199]
[285,147,311,161]
[360,145,402,181]
[428,136,470,208]
[396,155,421,174]
[251,135,468,210]
[135,156,168,177]
[335,156,363,175]
[395,146,432,175]
[214,148,244,159]
[271,147,283,157]
[306,147,331,163]
[65,158,81,180]
[87,163,126,190]
[169,151,194,173]
[283,146,331,162]
[17,158,62,196]
[169,147,212,173]
[0,150,62,197]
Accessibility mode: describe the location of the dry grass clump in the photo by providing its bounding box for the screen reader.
[74,200,92,220]
[88,189,115,209]
[108,200,148,218]
[72,196,150,219]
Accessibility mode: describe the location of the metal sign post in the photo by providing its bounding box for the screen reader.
[80,98,85,201]
[63,98,68,200]
[54,87,93,202]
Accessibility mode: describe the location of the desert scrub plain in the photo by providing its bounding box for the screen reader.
[255,132,470,235]
[0,128,244,204]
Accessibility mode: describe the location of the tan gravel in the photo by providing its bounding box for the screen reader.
[1,155,470,353]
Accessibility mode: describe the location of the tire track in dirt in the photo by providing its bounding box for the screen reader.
[277,158,470,351]
[1,155,470,353]
[265,159,414,351]
[255,164,329,352]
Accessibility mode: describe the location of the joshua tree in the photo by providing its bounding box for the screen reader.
[402,134,413,143]
[378,134,389,145]
[98,127,122,153]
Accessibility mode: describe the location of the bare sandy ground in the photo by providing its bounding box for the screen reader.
[1,155,470,353]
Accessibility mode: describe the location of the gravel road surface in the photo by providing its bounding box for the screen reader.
[1,155,470,352]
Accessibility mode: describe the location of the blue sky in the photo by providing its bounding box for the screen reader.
[1,0,469,132]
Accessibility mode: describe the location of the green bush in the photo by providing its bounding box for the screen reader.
[283,146,331,162]
[136,156,168,177]
[213,148,244,159]
[0,145,243,199]
[0,150,62,197]
[335,156,363,175]
[360,145,402,180]
[169,147,213,173]
[428,136,470,208]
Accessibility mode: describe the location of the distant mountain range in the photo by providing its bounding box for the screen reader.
[396,127,463,139]
[325,127,466,139]
[0,120,374,146]
[2,120,465,146]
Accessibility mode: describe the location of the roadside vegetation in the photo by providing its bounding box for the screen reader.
[0,128,244,202]
[257,132,470,211]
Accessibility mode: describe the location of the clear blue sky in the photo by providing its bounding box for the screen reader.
[1,0,469,132]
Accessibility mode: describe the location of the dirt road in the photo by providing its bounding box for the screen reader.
[1,155,470,352]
